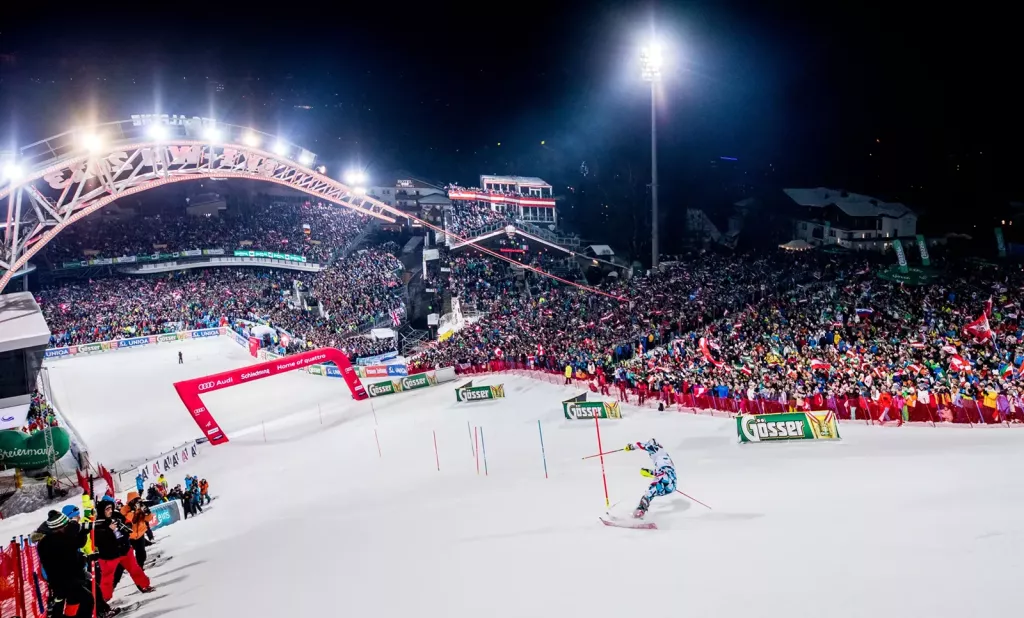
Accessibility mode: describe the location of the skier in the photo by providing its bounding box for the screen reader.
[624,439,676,519]
[178,351,183,364]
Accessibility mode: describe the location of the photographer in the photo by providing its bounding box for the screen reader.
[121,491,154,568]
[94,499,154,601]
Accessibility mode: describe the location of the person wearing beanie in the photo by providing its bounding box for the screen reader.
[36,509,99,617]
[94,501,154,602]
[121,492,153,568]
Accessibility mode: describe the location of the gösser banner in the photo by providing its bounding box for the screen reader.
[173,347,368,445]
[736,411,841,443]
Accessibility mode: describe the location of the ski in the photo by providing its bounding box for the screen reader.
[600,516,658,530]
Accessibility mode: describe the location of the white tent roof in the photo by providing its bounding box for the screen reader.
[779,239,813,251]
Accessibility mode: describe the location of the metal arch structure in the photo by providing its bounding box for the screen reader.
[0,117,403,293]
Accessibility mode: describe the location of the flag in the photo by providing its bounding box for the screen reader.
[390,309,402,326]
[964,311,993,343]
[949,354,972,373]
[855,308,874,316]
[984,297,993,317]
[909,342,925,349]
[941,344,958,355]
[999,363,1013,379]
[810,359,831,372]
[699,337,724,367]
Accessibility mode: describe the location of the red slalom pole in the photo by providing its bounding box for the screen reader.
[433,430,440,471]
[475,426,480,475]
[594,415,610,509]
[675,489,712,510]
[582,448,624,460]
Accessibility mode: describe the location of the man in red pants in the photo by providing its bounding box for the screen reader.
[94,500,154,601]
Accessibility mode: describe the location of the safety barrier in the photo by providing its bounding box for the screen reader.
[0,539,48,618]
[441,359,1024,427]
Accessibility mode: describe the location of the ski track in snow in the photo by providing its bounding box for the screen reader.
[3,338,1023,617]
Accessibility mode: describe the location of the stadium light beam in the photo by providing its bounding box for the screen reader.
[273,141,289,157]
[353,187,367,196]
[298,152,314,166]
[203,127,222,142]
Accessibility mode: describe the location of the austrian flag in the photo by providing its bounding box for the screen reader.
[948,354,972,373]
[964,311,993,342]
[809,359,831,372]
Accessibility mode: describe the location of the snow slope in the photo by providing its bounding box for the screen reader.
[17,349,1024,617]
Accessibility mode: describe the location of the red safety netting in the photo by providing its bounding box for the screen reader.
[0,541,49,618]
[442,359,1024,427]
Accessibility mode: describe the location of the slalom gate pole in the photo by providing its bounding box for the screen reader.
[581,448,624,460]
[433,430,440,471]
[371,399,379,425]
[480,427,489,476]
[475,426,480,475]
[537,420,548,479]
[675,489,712,510]
[594,415,610,509]
[262,421,267,443]
[468,420,474,457]
[374,428,381,457]
[318,404,323,425]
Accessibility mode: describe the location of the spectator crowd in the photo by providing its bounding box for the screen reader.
[45,198,368,266]
[413,247,1024,423]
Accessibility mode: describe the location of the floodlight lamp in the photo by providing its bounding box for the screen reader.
[345,170,367,185]
[2,163,23,181]
[80,133,104,154]
[315,165,327,175]
[273,141,289,157]
[203,127,222,142]
[147,124,169,140]
[298,152,314,166]
[242,133,261,148]
[640,42,664,82]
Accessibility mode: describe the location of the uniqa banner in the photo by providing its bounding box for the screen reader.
[455,383,505,402]
[736,411,841,443]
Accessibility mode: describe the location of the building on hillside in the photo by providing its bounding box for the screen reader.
[367,172,446,210]
[448,175,557,225]
[785,188,916,251]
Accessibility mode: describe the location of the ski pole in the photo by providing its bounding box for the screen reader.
[675,489,712,510]
[582,448,625,460]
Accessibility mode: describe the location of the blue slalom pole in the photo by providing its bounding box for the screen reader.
[480,427,489,476]
[537,420,549,479]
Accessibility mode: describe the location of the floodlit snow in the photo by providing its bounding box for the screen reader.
[10,342,1024,617]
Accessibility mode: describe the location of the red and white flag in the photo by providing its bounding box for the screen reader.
[949,354,972,373]
[964,311,993,342]
[810,359,831,372]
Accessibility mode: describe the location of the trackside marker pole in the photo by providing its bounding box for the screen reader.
[262,421,267,443]
[468,420,474,457]
[371,399,379,425]
[537,420,548,479]
[594,414,610,509]
[475,426,480,475]
[480,427,489,476]
[318,404,323,425]
[374,428,381,458]
[433,430,440,471]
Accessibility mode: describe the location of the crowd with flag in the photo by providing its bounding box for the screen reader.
[413,248,1024,424]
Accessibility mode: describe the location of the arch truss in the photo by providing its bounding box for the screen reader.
[0,119,401,291]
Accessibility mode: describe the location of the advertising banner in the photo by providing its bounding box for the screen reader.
[181,249,203,257]
[456,384,505,402]
[134,441,200,483]
[113,336,153,350]
[157,333,181,343]
[401,373,436,390]
[230,330,248,348]
[307,365,323,376]
[356,351,400,366]
[995,227,1007,258]
[0,403,30,431]
[325,366,342,378]
[233,249,307,263]
[361,365,390,378]
[147,500,182,532]
[387,364,408,377]
[44,347,70,359]
[173,348,368,445]
[892,239,909,273]
[916,234,930,266]
[736,411,841,443]
[0,427,72,469]
[562,400,621,420]
[366,380,397,397]
[191,328,220,339]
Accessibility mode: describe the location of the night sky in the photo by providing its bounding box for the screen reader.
[1,3,1019,234]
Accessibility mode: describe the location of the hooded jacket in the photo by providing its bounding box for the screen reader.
[93,509,132,560]
[35,521,91,594]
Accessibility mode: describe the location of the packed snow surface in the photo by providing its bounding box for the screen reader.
[9,340,1022,617]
